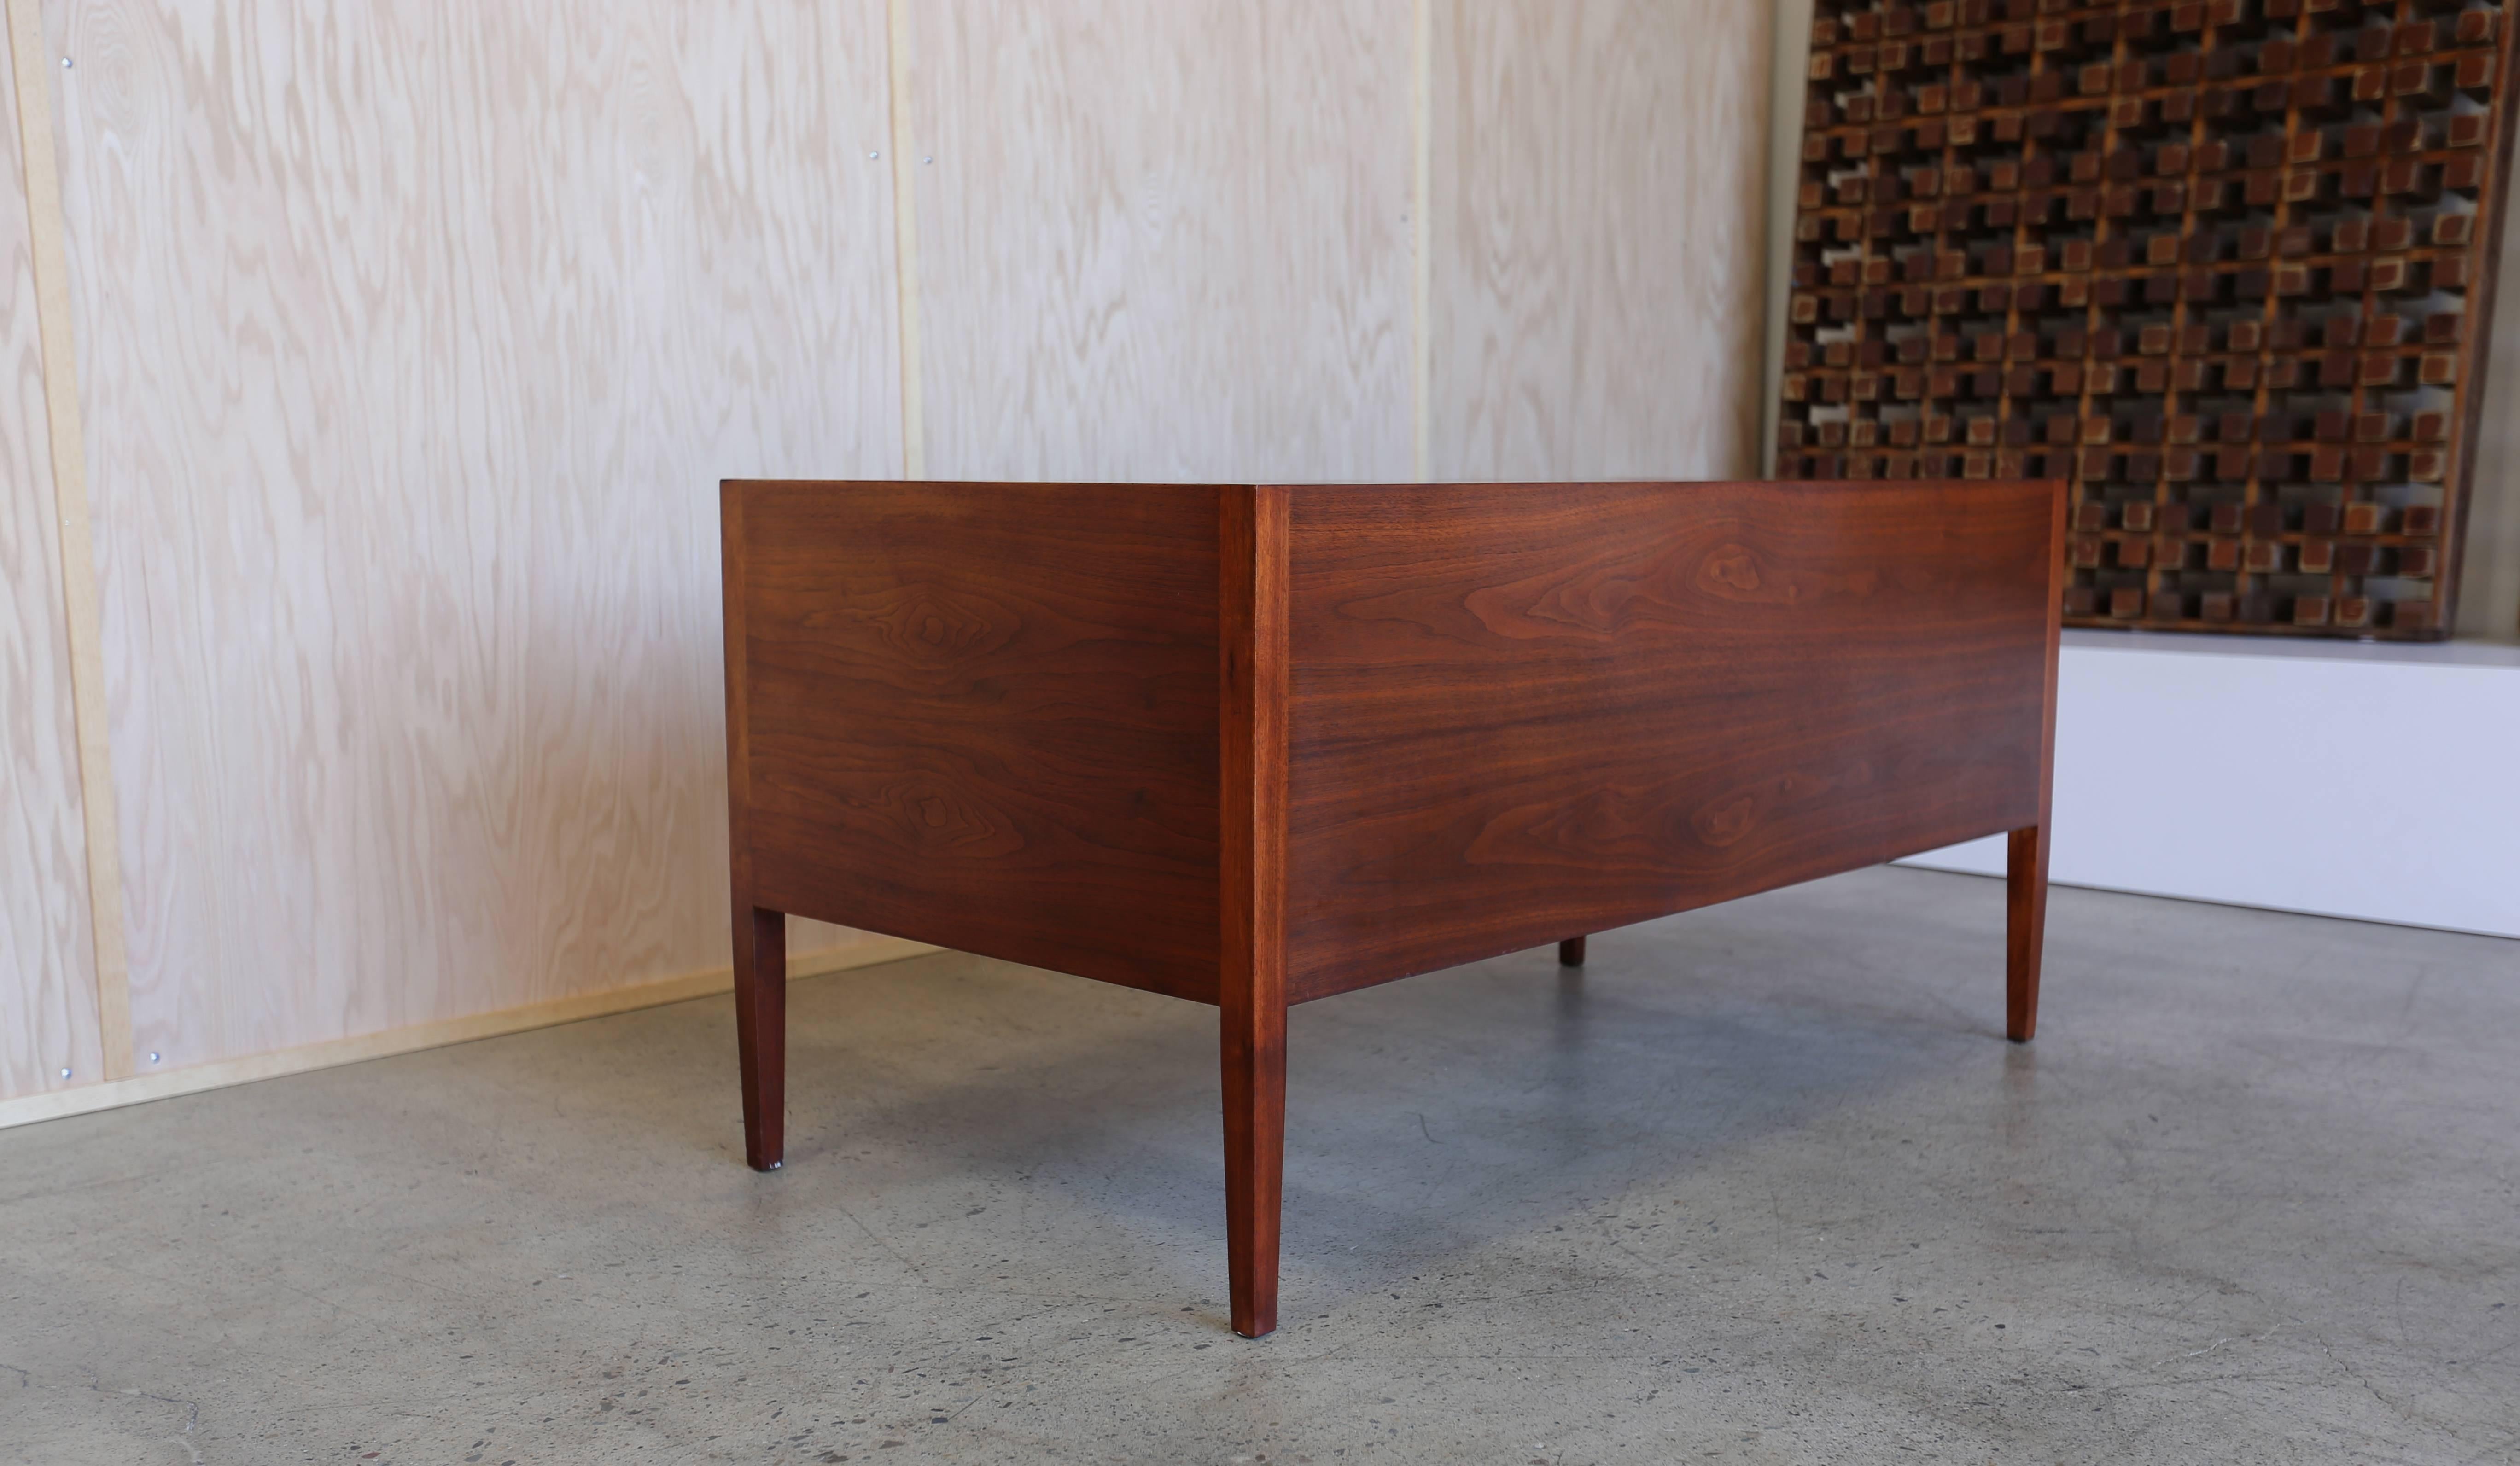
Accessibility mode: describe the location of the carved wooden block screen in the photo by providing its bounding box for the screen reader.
[1776,0,2519,638]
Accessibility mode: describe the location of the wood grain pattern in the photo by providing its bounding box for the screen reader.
[1280,479,2063,1001]
[0,9,102,1101]
[885,0,925,483]
[727,476,2061,1335]
[729,480,1224,1001]
[46,0,904,1070]
[905,0,1412,482]
[1430,0,1770,481]
[1218,486,1289,1338]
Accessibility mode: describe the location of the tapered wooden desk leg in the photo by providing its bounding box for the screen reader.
[733,905,787,1170]
[2006,826,2048,1043]
[1558,936,1587,966]
[1220,998,1287,1338]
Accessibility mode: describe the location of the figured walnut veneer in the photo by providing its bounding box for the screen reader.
[723,477,2064,1338]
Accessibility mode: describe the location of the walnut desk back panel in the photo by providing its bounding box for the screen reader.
[722,477,2066,1338]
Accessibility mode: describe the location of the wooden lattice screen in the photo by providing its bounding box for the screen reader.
[1777,0,2518,638]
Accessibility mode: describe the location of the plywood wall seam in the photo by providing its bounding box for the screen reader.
[1410,0,1433,484]
[1760,1,1809,479]
[6,0,131,1081]
[887,0,925,481]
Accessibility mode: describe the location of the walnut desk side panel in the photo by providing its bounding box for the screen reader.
[723,480,1227,1003]
[1279,478,2065,1003]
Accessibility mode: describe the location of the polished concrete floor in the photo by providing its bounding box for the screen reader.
[4,867,2516,1466]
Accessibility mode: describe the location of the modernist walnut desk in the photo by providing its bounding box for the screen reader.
[720,477,2065,1338]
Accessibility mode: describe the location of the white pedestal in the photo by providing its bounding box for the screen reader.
[1899,630,2520,939]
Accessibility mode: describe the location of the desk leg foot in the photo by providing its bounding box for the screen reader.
[2006,825,2048,1043]
[1558,936,1587,967]
[1220,1001,1286,1339]
[734,904,787,1170]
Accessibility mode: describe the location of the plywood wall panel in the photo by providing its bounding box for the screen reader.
[45,0,901,1069]
[907,0,1413,483]
[1430,0,1769,483]
[0,11,104,1100]
[12,0,1780,1106]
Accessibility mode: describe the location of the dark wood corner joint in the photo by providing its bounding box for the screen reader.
[719,477,2065,1338]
